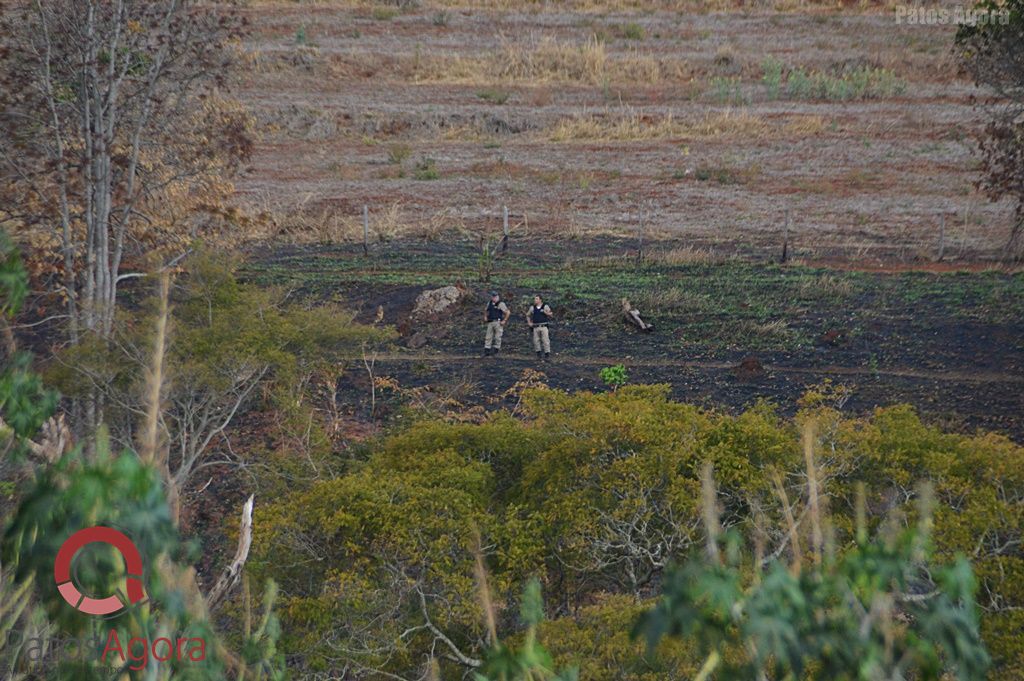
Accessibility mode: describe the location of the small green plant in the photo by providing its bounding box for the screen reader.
[710,76,748,105]
[295,24,308,45]
[599,364,628,390]
[776,63,906,101]
[413,157,439,180]
[762,57,784,99]
[476,88,511,105]
[432,10,449,27]
[478,238,495,282]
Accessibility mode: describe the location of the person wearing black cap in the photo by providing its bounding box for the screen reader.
[483,290,510,356]
[527,294,553,360]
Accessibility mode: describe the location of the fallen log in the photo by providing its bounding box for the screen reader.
[621,298,654,333]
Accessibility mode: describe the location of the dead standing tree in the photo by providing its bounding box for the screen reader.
[0,0,252,344]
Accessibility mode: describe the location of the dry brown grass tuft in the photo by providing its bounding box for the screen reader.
[413,0,898,12]
[798,274,854,299]
[548,109,757,142]
[745,319,793,340]
[246,197,468,245]
[644,246,726,265]
[546,109,825,142]
[633,286,714,314]
[411,36,687,85]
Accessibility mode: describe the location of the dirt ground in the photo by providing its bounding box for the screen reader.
[234,1,1016,261]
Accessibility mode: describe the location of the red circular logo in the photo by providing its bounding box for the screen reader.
[53,526,146,616]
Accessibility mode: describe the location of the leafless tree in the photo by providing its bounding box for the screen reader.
[0,0,252,341]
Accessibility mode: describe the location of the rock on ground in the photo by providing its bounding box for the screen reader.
[411,285,465,319]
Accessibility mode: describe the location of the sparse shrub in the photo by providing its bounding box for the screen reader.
[713,45,734,66]
[710,76,747,105]
[413,156,439,180]
[762,56,784,99]
[417,208,462,241]
[371,6,398,21]
[387,142,412,165]
[620,22,644,40]
[770,62,906,101]
[478,237,495,281]
[476,88,511,104]
[432,10,449,27]
[694,163,759,185]
[373,201,404,240]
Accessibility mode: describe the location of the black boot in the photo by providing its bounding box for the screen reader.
[492,347,499,356]
[536,351,542,359]
[545,352,550,361]
[484,348,491,357]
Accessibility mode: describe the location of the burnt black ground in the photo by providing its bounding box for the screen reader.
[244,238,1024,441]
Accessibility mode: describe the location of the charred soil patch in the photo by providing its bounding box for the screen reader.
[244,238,1024,440]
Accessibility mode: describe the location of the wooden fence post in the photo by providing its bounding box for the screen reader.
[501,205,509,253]
[781,209,790,263]
[637,205,645,263]
[362,205,369,256]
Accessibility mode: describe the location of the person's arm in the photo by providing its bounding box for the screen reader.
[544,305,553,319]
[526,308,533,327]
[501,303,510,324]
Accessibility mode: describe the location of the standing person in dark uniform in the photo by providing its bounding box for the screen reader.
[527,295,553,360]
[483,291,510,356]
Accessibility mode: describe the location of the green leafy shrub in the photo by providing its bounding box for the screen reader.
[0,231,58,460]
[253,385,1024,679]
[636,499,990,681]
[598,364,627,390]
[710,76,747,105]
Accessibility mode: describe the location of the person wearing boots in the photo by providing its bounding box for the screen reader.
[483,290,510,356]
[527,295,553,360]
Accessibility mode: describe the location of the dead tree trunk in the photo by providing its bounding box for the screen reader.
[206,494,255,612]
[621,298,654,333]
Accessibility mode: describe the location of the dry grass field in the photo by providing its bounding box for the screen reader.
[233,0,1014,261]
